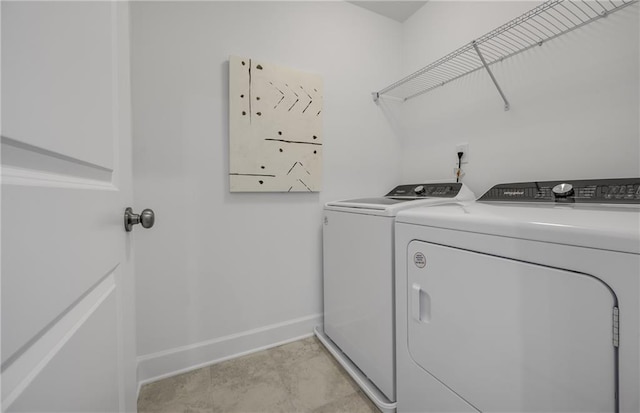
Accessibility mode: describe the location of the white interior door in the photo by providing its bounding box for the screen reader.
[407,240,616,413]
[1,2,136,411]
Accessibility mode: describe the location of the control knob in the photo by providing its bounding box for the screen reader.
[414,185,426,195]
[552,183,574,198]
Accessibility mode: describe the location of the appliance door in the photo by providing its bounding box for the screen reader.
[406,241,616,413]
[323,210,395,400]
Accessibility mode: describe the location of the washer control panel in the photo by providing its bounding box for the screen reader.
[386,183,462,198]
[479,178,640,204]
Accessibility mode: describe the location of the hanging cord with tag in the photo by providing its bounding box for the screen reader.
[456,151,464,182]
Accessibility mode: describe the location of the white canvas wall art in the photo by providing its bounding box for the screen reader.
[229,56,323,192]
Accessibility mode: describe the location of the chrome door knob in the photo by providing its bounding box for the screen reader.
[124,207,155,232]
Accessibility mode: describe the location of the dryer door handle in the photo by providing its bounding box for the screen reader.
[411,283,431,323]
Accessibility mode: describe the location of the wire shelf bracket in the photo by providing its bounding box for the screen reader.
[372,0,638,109]
[472,41,510,111]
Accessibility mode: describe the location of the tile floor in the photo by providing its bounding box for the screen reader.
[137,336,379,413]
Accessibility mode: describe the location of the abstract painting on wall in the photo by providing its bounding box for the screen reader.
[229,56,323,192]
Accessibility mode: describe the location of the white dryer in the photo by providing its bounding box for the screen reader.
[315,182,475,413]
[395,178,640,413]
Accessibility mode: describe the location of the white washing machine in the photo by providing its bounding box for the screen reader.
[395,178,640,413]
[314,182,475,413]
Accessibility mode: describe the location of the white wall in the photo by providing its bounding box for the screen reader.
[130,1,403,382]
[131,0,639,384]
[396,1,639,196]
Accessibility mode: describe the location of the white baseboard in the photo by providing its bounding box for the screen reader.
[136,313,322,387]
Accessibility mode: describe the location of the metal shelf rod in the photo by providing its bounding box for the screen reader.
[472,41,510,111]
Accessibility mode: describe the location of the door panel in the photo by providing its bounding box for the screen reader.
[1,2,135,411]
[1,1,115,168]
[7,280,119,412]
[1,185,120,365]
[407,241,616,413]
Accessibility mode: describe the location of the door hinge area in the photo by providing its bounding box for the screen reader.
[613,307,619,348]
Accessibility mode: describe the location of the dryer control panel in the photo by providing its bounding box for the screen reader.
[479,178,640,204]
[386,183,462,199]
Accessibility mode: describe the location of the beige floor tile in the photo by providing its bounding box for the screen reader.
[138,368,213,413]
[210,376,296,413]
[277,351,360,412]
[313,391,379,413]
[138,392,213,413]
[269,337,322,368]
[138,337,377,413]
[210,349,280,390]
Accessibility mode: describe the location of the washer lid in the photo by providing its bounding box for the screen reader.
[324,198,435,216]
[396,202,640,254]
[325,183,476,216]
[331,197,415,206]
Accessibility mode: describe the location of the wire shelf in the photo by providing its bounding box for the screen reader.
[373,0,638,108]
